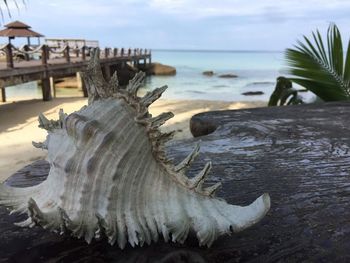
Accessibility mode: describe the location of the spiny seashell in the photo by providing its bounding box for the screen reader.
[0,50,270,249]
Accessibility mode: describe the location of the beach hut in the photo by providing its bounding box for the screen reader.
[0,20,44,46]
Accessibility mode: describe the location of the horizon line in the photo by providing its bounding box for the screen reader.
[151,48,284,53]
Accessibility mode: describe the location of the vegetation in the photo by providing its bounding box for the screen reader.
[268,76,303,106]
[0,0,21,20]
[285,24,350,102]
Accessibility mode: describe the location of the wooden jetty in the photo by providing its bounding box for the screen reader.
[0,44,152,102]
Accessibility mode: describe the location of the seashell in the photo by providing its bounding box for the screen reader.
[0,49,270,249]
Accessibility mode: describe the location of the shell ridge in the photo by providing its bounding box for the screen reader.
[60,100,124,215]
[202,199,233,236]
[174,143,200,173]
[165,177,190,244]
[145,159,164,242]
[156,168,171,242]
[124,138,151,247]
[108,71,119,93]
[106,124,148,248]
[132,144,156,245]
[60,111,92,209]
[126,71,145,97]
[84,118,142,245]
[0,183,42,213]
[81,49,111,103]
[190,197,220,247]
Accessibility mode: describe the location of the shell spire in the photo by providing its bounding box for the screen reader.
[0,48,270,249]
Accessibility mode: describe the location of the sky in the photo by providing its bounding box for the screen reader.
[2,0,350,51]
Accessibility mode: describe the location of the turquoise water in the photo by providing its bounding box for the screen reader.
[144,50,286,101]
[5,50,295,102]
[5,81,83,101]
[6,82,42,100]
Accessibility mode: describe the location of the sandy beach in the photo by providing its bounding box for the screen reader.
[0,97,266,182]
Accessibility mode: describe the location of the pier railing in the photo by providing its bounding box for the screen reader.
[0,44,152,102]
[0,44,152,69]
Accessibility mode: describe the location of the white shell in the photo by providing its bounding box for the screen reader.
[0,50,270,248]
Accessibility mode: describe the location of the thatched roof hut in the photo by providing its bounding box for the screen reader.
[0,20,44,45]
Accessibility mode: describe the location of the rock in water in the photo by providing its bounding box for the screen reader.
[242,91,264,96]
[0,49,270,249]
[218,74,238,78]
[202,71,214,76]
[148,63,176,76]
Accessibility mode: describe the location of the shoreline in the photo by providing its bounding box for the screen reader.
[0,97,267,182]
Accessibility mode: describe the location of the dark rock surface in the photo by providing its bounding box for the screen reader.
[202,71,214,76]
[241,91,264,96]
[146,62,176,76]
[2,101,350,262]
[218,74,238,78]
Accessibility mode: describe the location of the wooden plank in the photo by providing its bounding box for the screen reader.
[50,77,56,98]
[0,55,150,76]
[41,45,48,66]
[82,46,86,61]
[1,102,350,261]
[5,44,14,69]
[0,51,151,100]
[1,88,5,102]
[41,78,52,101]
[182,102,350,261]
[65,46,70,63]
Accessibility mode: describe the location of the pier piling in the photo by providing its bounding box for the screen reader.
[41,78,52,101]
[5,44,14,69]
[50,77,56,98]
[1,88,5,102]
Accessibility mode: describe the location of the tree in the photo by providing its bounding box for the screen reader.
[0,0,22,21]
[285,24,350,101]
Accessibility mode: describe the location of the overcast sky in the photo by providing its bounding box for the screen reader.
[3,0,350,50]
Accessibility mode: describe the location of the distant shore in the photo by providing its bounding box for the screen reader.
[0,97,266,182]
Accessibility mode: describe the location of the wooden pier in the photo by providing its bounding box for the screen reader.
[0,44,152,102]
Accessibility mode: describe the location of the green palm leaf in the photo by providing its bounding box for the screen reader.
[286,24,350,101]
[0,0,22,21]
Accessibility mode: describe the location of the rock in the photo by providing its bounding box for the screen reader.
[218,74,238,78]
[147,63,176,76]
[202,71,214,76]
[189,116,217,137]
[251,81,274,85]
[241,91,264,96]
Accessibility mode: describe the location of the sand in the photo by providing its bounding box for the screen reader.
[0,97,266,182]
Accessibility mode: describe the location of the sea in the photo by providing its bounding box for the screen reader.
[5,50,311,103]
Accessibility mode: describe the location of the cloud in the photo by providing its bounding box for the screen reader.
[148,0,350,21]
[1,0,349,50]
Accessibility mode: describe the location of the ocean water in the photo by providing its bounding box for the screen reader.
[5,50,295,102]
[144,50,287,102]
[5,81,83,101]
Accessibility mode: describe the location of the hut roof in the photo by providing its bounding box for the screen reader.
[0,20,44,38]
[4,21,31,28]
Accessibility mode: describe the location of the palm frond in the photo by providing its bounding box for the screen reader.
[286,24,350,101]
[2,0,12,18]
[0,0,22,21]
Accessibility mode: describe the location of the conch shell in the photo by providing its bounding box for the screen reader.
[0,50,270,249]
